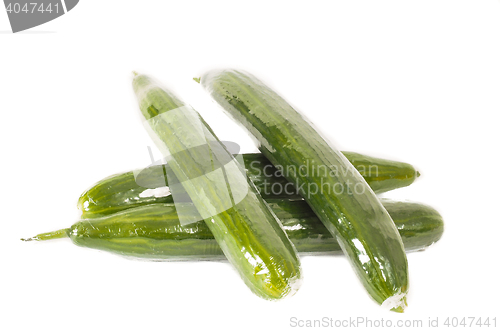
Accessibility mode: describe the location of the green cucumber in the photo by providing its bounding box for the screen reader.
[201,69,410,312]
[131,73,301,300]
[25,199,443,260]
[78,152,419,219]
[340,152,419,194]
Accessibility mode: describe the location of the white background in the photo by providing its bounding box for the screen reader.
[1,1,500,330]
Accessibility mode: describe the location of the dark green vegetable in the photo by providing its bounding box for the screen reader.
[25,199,443,260]
[78,153,419,219]
[201,69,409,312]
[131,73,302,300]
[341,152,419,194]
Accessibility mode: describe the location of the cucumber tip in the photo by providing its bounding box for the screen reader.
[382,291,407,313]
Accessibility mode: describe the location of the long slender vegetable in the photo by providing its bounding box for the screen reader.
[78,152,419,219]
[24,199,443,260]
[131,73,302,300]
[201,69,410,312]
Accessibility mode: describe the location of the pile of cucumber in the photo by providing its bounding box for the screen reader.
[25,70,443,312]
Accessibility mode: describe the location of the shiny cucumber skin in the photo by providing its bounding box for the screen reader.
[379,199,443,252]
[132,74,301,300]
[78,152,418,219]
[31,200,443,260]
[340,152,419,194]
[77,167,174,219]
[201,69,409,311]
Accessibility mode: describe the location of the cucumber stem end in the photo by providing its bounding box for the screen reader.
[21,228,70,242]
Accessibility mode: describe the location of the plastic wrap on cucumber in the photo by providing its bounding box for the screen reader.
[200,69,410,312]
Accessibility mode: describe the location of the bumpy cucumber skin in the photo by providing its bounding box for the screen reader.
[68,200,443,259]
[78,169,174,219]
[341,152,419,194]
[78,153,418,219]
[70,204,223,260]
[201,69,409,310]
[378,200,443,252]
[131,74,301,300]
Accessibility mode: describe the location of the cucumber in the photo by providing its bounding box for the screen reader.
[25,199,443,260]
[379,199,443,252]
[78,152,419,219]
[340,152,419,194]
[201,69,409,312]
[131,73,302,300]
